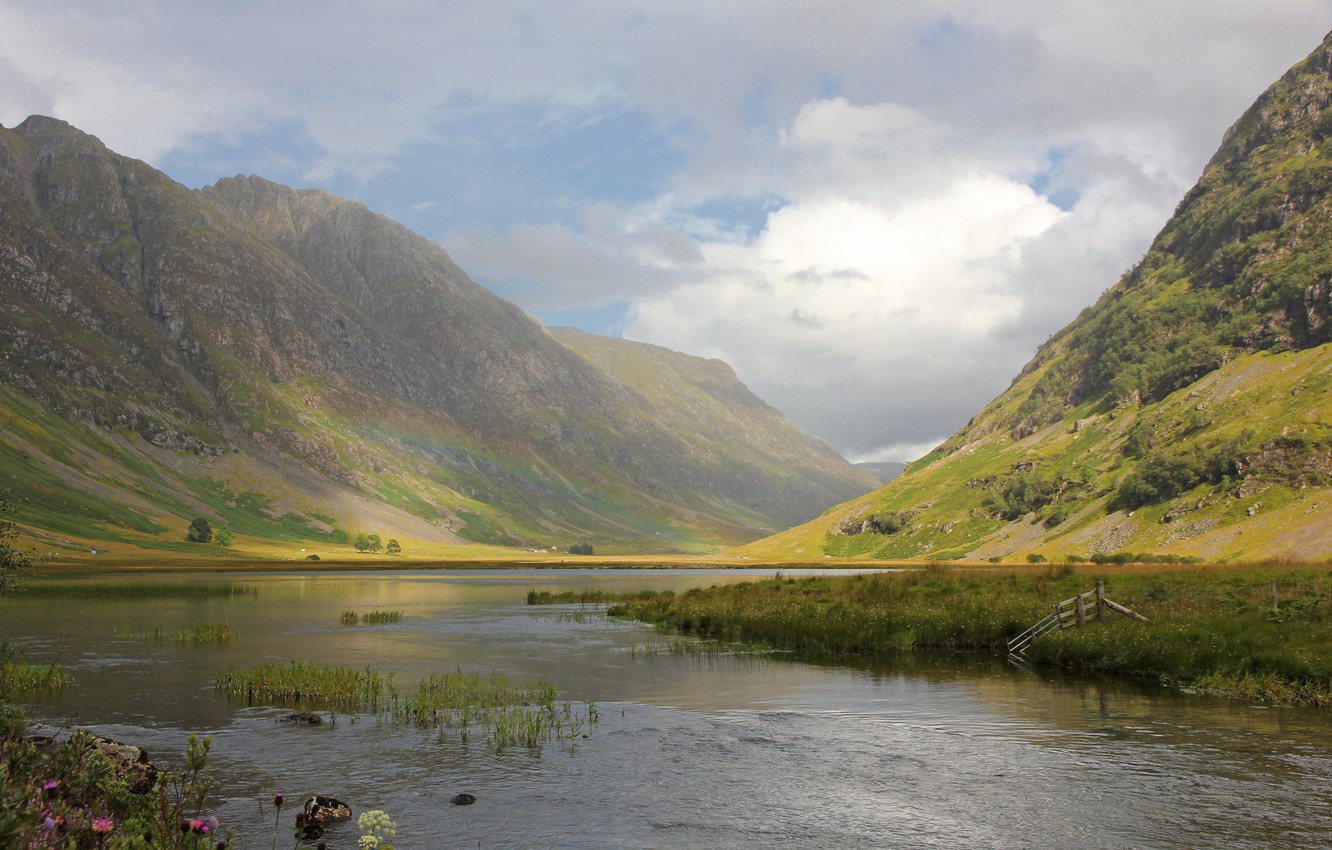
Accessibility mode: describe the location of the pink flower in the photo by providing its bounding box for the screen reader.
[92,818,115,835]
[190,818,209,834]
[42,779,59,798]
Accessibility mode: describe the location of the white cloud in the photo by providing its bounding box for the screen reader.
[3,1,1331,460]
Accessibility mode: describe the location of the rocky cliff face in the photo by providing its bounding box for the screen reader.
[742,30,1332,563]
[0,118,873,553]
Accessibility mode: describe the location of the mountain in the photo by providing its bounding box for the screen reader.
[855,462,907,485]
[743,31,1332,563]
[0,116,874,557]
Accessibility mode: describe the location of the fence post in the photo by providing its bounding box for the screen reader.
[1095,580,1105,622]
[1076,592,1086,626]
[1271,580,1279,615]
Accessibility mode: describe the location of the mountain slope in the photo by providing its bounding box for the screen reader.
[742,30,1332,563]
[0,117,872,556]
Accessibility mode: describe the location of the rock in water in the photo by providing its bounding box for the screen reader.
[450,793,476,805]
[304,795,352,824]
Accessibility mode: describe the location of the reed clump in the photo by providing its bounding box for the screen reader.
[215,660,391,713]
[22,581,259,599]
[340,610,402,625]
[527,589,674,605]
[610,566,1332,705]
[115,621,233,644]
[214,662,592,747]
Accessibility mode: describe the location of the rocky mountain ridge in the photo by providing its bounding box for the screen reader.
[0,116,875,555]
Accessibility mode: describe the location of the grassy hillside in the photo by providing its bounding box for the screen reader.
[740,31,1332,564]
[0,119,873,559]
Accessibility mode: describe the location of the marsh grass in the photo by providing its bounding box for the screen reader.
[340,610,402,625]
[175,621,234,644]
[527,589,673,605]
[611,565,1332,705]
[115,623,166,640]
[629,638,771,658]
[214,662,592,747]
[21,581,259,599]
[115,621,233,644]
[0,660,71,695]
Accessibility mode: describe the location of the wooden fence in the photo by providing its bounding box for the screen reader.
[1007,580,1147,655]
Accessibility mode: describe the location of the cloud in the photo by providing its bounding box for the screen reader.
[3,1,1331,462]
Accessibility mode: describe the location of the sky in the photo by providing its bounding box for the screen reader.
[2,2,1331,463]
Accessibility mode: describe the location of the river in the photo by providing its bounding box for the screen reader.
[2,568,1329,849]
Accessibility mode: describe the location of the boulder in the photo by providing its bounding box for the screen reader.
[89,734,158,794]
[304,795,352,824]
[450,793,476,806]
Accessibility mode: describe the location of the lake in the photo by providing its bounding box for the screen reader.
[3,568,1330,848]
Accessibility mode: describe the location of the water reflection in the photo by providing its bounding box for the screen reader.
[3,569,1330,849]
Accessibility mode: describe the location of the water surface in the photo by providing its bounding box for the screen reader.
[3,569,1329,848]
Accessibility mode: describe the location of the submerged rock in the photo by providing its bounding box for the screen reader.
[279,711,323,725]
[89,734,158,794]
[304,795,352,824]
[450,793,476,806]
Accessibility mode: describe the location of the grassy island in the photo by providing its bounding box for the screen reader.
[606,564,1332,706]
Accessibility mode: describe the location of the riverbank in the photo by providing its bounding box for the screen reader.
[605,563,1332,706]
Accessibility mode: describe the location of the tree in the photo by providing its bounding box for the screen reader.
[354,533,371,553]
[214,528,234,547]
[0,498,33,594]
[366,533,383,554]
[385,538,401,556]
[187,517,213,543]
[569,542,594,555]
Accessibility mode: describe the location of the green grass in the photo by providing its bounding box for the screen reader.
[610,565,1332,705]
[0,661,72,696]
[340,610,403,625]
[526,588,673,605]
[22,581,259,599]
[213,661,593,748]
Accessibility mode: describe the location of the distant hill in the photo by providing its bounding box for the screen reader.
[0,117,874,557]
[741,31,1332,563]
[854,462,907,485]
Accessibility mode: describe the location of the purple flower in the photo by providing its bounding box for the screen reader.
[274,791,285,808]
[92,818,115,835]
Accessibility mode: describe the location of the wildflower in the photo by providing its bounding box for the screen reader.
[274,791,285,808]
[190,818,209,834]
[42,779,59,798]
[42,816,55,831]
[92,818,115,834]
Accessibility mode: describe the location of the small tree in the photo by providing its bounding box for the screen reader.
[569,541,594,555]
[214,528,234,548]
[354,533,371,553]
[367,533,383,554]
[385,538,401,556]
[0,497,33,594]
[187,517,213,543]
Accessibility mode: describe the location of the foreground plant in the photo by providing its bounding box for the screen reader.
[357,809,396,850]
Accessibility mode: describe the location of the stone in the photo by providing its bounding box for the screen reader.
[279,711,322,725]
[89,734,158,794]
[304,795,352,824]
[449,793,476,806]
